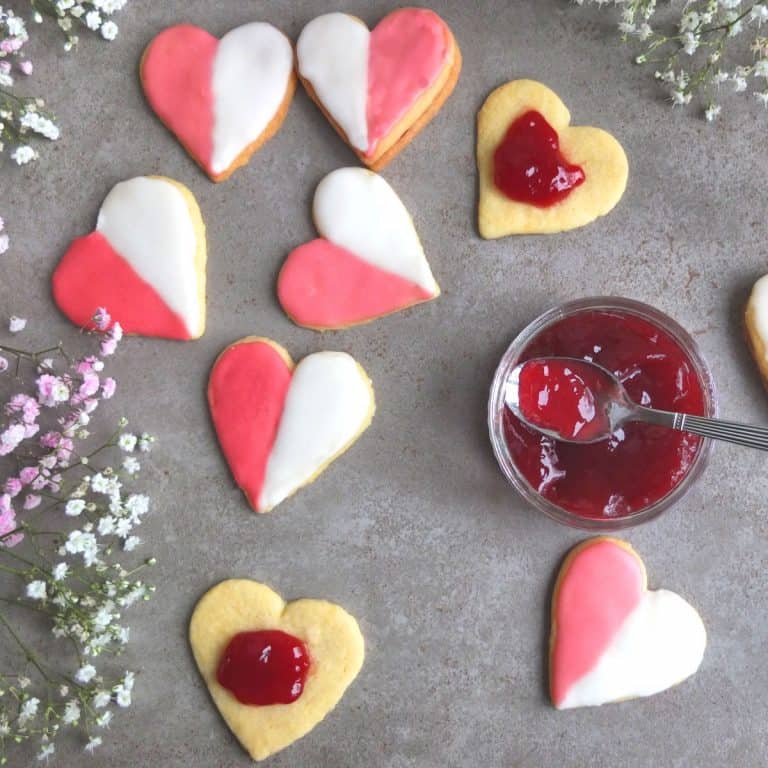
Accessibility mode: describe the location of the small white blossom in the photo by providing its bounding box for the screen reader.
[92,690,112,709]
[84,10,101,29]
[19,696,40,724]
[8,315,27,333]
[10,145,35,165]
[100,20,118,40]
[75,664,97,684]
[52,562,69,581]
[62,699,81,725]
[65,498,86,516]
[26,580,47,600]
[118,433,137,452]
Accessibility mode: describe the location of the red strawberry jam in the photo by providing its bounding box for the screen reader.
[217,630,310,706]
[516,359,612,442]
[503,310,706,519]
[493,110,585,207]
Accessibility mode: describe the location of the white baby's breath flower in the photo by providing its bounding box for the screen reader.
[705,103,722,121]
[19,696,40,724]
[84,10,101,30]
[122,456,140,474]
[118,433,137,452]
[100,21,118,40]
[75,664,97,684]
[62,699,81,725]
[123,535,140,552]
[8,315,27,333]
[65,498,85,517]
[85,736,103,753]
[10,145,35,165]
[26,580,47,600]
[92,690,112,708]
[52,562,69,581]
[36,743,55,761]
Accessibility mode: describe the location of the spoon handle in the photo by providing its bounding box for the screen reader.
[635,407,768,451]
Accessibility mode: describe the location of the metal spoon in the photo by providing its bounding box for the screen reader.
[505,356,768,451]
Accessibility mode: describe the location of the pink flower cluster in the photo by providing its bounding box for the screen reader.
[0,309,121,548]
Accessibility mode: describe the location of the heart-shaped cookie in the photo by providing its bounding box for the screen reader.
[141,23,295,182]
[190,579,364,761]
[477,80,629,238]
[52,176,206,341]
[208,337,375,512]
[278,167,439,329]
[550,537,706,709]
[296,9,461,170]
[744,275,768,388]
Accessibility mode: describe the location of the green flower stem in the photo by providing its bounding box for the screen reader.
[0,611,51,683]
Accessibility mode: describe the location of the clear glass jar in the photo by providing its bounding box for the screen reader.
[487,297,717,530]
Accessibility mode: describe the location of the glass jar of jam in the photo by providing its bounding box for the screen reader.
[488,298,717,529]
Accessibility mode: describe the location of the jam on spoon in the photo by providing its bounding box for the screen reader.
[493,110,585,207]
[217,629,311,706]
[513,358,613,442]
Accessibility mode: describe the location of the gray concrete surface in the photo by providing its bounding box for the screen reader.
[2,1,768,765]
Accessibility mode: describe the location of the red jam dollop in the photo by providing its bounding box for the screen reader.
[503,310,706,519]
[517,359,612,442]
[217,630,311,706]
[493,110,585,207]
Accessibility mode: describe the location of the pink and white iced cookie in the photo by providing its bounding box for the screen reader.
[550,537,706,709]
[296,9,461,170]
[141,23,296,182]
[52,176,206,341]
[208,337,375,512]
[277,167,439,330]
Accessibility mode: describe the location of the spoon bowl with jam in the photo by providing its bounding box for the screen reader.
[506,356,768,451]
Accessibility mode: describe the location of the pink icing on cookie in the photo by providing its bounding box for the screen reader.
[52,232,190,340]
[366,8,451,156]
[141,25,217,173]
[550,539,644,707]
[207,340,292,510]
[278,239,433,328]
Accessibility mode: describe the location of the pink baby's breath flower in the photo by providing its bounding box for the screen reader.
[8,393,41,425]
[37,374,70,407]
[0,495,22,547]
[23,494,41,510]
[110,322,123,342]
[23,422,39,439]
[78,372,100,399]
[4,478,22,497]
[0,423,25,456]
[100,338,117,357]
[19,60,33,75]
[40,431,61,449]
[93,308,111,331]
[101,378,116,399]
[0,357,7,373]
[19,466,39,485]
[82,398,99,414]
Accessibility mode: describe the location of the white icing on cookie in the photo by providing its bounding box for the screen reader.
[95,177,202,337]
[559,589,706,709]
[296,13,370,152]
[210,22,294,175]
[258,351,373,511]
[313,167,438,294]
[748,275,768,360]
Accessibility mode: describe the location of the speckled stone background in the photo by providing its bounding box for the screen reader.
[2,1,767,766]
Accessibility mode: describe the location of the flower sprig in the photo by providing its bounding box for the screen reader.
[0,309,156,763]
[0,2,131,169]
[573,1,768,118]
